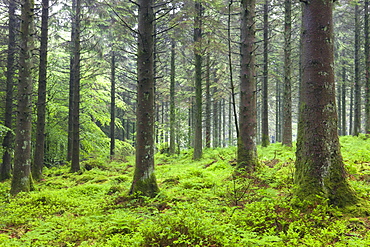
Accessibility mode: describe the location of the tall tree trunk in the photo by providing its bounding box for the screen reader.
[70,0,81,172]
[169,39,176,154]
[1,0,17,181]
[32,0,49,180]
[110,51,116,158]
[261,0,269,147]
[282,0,292,146]
[228,0,239,137]
[67,0,76,162]
[295,0,357,207]
[10,0,34,195]
[353,4,361,136]
[349,84,354,135]
[276,79,281,142]
[365,0,370,134]
[238,0,258,171]
[213,86,219,148]
[341,61,347,136]
[130,0,159,197]
[205,53,211,148]
[193,0,203,160]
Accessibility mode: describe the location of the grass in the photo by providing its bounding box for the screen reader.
[0,136,369,246]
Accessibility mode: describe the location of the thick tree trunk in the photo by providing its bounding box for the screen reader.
[32,0,49,180]
[282,0,292,147]
[169,39,176,154]
[365,0,370,134]
[110,51,116,158]
[10,0,34,195]
[130,0,159,197]
[1,0,17,181]
[261,0,269,147]
[193,1,203,160]
[353,4,361,136]
[295,0,357,207]
[237,0,258,171]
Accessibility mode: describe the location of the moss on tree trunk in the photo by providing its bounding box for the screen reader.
[295,0,357,207]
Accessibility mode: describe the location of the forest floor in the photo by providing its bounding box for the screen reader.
[0,135,370,246]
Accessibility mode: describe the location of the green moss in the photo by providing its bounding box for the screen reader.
[130,173,159,198]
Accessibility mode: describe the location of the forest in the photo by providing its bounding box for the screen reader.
[0,0,370,246]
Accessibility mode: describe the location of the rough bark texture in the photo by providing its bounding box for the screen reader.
[237,0,258,171]
[365,0,370,134]
[70,0,81,172]
[282,0,292,147]
[295,0,357,207]
[110,51,116,158]
[212,85,219,148]
[32,0,49,180]
[193,1,202,160]
[130,0,159,197]
[353,4,361,136]
[261,0,269,147]
[10,0,34,195]
[1,0,17,181]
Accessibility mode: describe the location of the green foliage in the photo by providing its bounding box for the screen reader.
[0,138,370,246]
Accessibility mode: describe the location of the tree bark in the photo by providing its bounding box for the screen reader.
[169,39,176,153]
[1,0,17,181]
[228,0,239,138]
[193,0,203,160]
[365,0,370,134]
[110,51,116,158]
[70,0,81,172]
[353,4,361,136]
[295,0,357,207]
[32,0,49,180]
[205,53,211,148]
[237,0,258,171]
[282,0,292,147]
[130,0,159,197]
[261,0,269,147]
[10,0,34,195]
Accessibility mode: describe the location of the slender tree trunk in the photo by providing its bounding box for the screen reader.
[205,53,211,148]
[170,39,176,154]
[67,0,76,162]
[70,0,81,172]
[238,0,258,171]
[130,0,159,197]
[1,0,17,181]
[353,4,361,136]
[213,86,219,148]
[110,51,116,158]
[10,0,34,195]
[365,0,370,134]
[193,0,203,160]
[295,0,357,207]
[276,79,281,142]
[282,0,292,146]
[349,85,354,135]
[228,0,239,137]
[261,0,269,147]
[341,62,347,136]
[32,0,49,180]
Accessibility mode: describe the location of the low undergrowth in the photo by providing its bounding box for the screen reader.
[0,136,369,246]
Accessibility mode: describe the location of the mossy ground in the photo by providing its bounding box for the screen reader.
[0,136,369,246]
